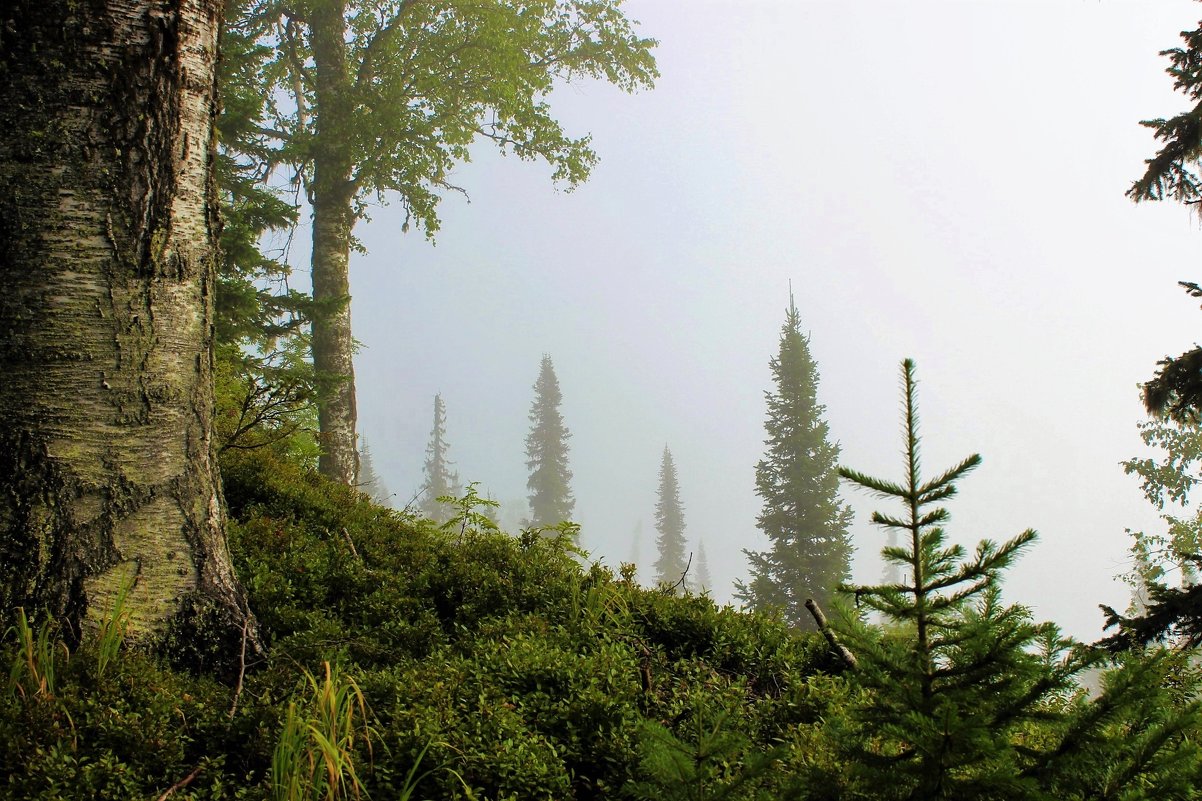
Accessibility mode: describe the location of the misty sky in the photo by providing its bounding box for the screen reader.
[280,1,1202,641]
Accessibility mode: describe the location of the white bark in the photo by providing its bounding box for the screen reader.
[0,0,254,645]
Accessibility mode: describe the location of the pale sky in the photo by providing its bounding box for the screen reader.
[299,0,1202,641]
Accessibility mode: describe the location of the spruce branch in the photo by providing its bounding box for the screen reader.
[918,454,982,497]
[838,467,908,499]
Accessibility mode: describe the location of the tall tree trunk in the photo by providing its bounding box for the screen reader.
[309,0,359,486]
[0,0,256,646]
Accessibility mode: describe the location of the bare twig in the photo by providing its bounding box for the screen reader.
[228,617,249,720]
[638,641,654,694]
[154,764,204,801]
[805,598,857,670]
[663,552,694,594]
[341,527,361,560]
[398,487,425,517]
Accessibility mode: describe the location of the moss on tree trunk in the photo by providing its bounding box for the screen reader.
[0,0,256,648]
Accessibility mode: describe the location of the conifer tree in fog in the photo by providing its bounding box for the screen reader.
[358,435,391,506]
[736,293,852,628]
[629,520,645,585]
[525,355,575,528]
[654,446,688,588]
[692,539,713,594]
[420,394,459,524]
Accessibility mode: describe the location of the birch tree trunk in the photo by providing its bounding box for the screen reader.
[0,0,256,646]
[309,0,360,486]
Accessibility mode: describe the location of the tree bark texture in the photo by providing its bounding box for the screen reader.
[310,183,359,487]
[309,0,360,486]
[0,0,254,642]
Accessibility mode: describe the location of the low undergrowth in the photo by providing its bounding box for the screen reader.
[0,448,845,800]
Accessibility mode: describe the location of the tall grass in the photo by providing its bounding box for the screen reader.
[6,608,64,700]
[94,578,133,680]
[272,661,375,801]
[393,740,476,801]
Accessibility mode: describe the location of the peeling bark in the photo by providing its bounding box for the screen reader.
[0,0,256,646]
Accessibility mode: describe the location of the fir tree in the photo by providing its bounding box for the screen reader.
[654,446,688,588]
[692,539,713,594]
[525,355,574,528]
[833,359,1202,800]
[420,394,459,524]
[1127,15,1202,424]
[736,293,852,628]
[629,520,645,585]
[357,435,390,506]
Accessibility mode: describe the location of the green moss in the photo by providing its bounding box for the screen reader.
[149,227,169,269]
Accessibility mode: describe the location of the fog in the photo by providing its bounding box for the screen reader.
[280,1,1202,642]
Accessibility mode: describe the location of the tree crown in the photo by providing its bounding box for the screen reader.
[233,0,658,236]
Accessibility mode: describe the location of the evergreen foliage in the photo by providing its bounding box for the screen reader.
[525,356,575,528]
[1103,576,1202,650]
[419,394,459,524]
[737,294,852,628]
[1127,11,1202,423]
[1129,10,1202,206]
[215,0,308,353]
[1140,282,1202,424]
[627,704,781,801]
[213,0,315,458]
[834,359,1202,801]
[654,447,688,589]
[356,435,390,506]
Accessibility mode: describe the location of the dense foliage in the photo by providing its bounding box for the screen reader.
[1,447,845,800]
[10,362,1202,799]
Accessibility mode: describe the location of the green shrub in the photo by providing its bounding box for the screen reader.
[0,447,845,800]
